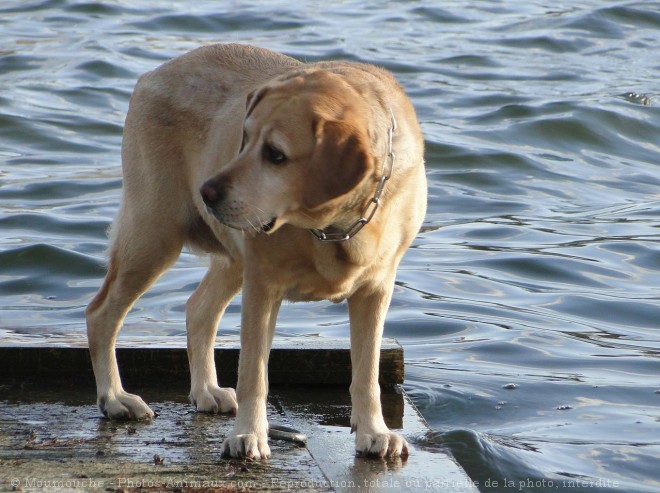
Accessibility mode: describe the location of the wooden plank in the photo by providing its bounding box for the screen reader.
[0,335,476,491]
[0,336,403,387]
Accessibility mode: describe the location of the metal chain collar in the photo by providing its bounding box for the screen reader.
[309,108,397,242]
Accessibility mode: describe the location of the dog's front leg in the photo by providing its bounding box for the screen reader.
[222,277,281,459]
[187,258,242,415]
[348,279,409,458]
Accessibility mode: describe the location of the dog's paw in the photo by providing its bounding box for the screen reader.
[99,391,154,421]
[353,426,409,458]
[190,385,237,415]
[222,432,270,460]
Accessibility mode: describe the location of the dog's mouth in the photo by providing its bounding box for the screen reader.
[208,213,279,235]
[260,217,277,234]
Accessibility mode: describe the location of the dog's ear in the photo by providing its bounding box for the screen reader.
[245,87,269,118]
[303,119,374,210]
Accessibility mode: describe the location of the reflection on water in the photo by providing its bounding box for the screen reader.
[1,1,659,492]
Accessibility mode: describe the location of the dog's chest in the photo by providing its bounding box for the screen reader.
[283,274,354,303]
[256,243,366,303]
[286,259,363,303]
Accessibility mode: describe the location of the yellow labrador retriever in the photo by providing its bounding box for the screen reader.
[86,44,427,459]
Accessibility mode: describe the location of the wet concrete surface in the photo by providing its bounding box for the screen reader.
[1,385,328,492]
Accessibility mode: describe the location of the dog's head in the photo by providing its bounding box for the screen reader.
[200,70,376,235]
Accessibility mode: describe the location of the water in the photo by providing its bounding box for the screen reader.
[1,1,659,491]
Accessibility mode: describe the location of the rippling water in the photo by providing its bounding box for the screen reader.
[1,1,659,492]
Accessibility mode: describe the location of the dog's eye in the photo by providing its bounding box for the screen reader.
[262,143,287,165]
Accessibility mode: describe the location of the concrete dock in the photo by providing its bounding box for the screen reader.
[0,334,478,492]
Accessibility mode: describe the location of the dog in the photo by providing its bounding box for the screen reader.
[86,43,427,459]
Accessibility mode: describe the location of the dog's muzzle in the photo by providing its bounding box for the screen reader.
[200,179,277,234]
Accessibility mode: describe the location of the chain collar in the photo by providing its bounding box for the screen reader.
[309,108,397,242]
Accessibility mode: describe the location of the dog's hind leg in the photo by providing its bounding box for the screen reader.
[86,211,183,420]
[187,256,242,414]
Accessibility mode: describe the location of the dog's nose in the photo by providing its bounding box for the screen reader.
[200,179,225,208]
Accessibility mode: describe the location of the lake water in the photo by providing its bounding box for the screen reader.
[1,1,658,492]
